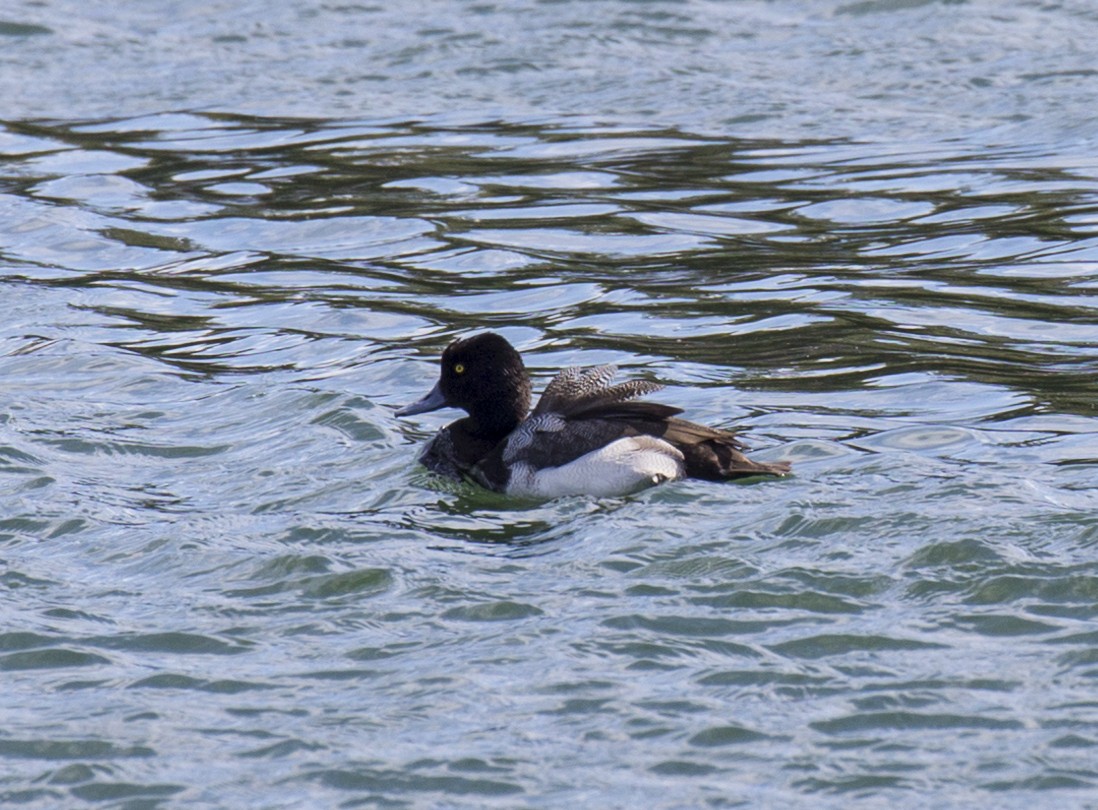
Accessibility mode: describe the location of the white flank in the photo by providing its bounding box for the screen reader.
[506,437,685,499]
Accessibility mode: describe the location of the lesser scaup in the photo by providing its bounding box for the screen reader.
[396,332,790,498]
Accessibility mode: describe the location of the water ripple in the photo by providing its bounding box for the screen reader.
[2,113,1098,807]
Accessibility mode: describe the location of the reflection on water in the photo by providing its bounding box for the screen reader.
[2,114,1098,806]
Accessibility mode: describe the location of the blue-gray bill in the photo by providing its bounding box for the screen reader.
[395,381,449,417]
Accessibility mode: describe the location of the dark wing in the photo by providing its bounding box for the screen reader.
[500,364,679,472]
[500,411,668,473]
[513,364,789,481]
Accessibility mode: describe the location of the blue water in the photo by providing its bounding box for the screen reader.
[3,1,1098,808]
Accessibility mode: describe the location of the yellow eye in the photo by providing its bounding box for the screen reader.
[454,363,466,374]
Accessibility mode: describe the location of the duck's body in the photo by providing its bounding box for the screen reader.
[396,333,789,499]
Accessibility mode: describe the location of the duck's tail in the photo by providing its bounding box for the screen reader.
[662,417,791,480]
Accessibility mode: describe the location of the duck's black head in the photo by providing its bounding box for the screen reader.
[396,332,532,439]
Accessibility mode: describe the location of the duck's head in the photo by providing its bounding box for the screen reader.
[396,332,532,437]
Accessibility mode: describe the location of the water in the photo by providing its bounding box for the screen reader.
[3,1,1098,808]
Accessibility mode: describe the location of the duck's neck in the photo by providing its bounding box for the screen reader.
[469,405,524,442]
[468,376,530,441]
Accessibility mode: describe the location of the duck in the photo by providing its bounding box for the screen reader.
[396,332,790,499]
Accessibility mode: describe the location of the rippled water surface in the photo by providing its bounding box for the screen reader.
[4,1,1098,808]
